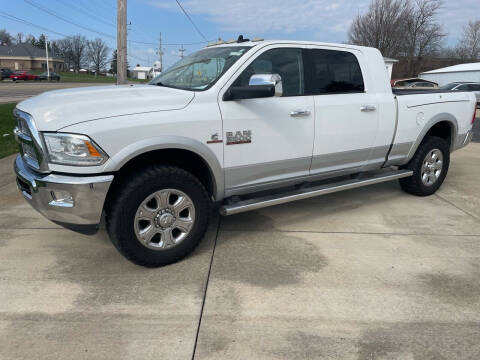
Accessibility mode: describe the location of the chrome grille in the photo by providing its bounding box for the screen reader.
[22,143,37,161]
[13,109,44,171]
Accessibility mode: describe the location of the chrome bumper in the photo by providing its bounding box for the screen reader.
[453,130,473,151]
[14,155,113,225]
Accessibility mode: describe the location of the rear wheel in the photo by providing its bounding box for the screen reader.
[106,165,211,267]
[399,136,450,196]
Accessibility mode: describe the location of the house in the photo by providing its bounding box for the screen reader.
[132,66,153,80]
[419,62,480,86]
[0,43,64,71]
[383,57,399,79]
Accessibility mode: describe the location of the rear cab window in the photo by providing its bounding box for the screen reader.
[304,49,365,95]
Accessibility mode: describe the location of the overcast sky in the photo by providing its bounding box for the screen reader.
[3,0,480,67]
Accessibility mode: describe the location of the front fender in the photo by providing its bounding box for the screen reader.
[104,135,224,200]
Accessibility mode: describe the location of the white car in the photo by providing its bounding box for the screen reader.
[13,39,477,267]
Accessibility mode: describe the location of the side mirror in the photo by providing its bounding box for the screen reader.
[249,74,283,97]
[223,73,283,101]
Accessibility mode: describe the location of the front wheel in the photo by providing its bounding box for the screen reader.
[399,136,450,196]
[106,165,211,267]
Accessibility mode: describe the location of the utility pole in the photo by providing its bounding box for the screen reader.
[178,44,185,59]
[158,32,163,71]
[45,35,50,81]
[117,0,127,84]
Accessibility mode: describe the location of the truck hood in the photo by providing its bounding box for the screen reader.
[16,84,195,131]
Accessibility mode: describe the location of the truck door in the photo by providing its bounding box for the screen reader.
[219,46,315,194]
[306,47,381,175]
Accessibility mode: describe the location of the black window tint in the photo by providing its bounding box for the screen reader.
[306,49,364,95]
[457,85,469,90]
[233,48,304,97]
[468,84,480,91]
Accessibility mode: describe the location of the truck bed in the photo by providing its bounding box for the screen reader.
[392,89,460,96]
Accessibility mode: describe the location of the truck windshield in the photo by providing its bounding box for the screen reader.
[149,46,251,91]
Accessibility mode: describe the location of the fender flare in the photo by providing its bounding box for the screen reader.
[404,113,458,163]
[104,135,224,200]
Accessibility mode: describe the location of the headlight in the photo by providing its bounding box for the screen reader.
[43,133,108,166]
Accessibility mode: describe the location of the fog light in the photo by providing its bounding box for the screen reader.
[49,190,74,207]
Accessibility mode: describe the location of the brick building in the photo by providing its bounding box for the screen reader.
[0,43,64,72]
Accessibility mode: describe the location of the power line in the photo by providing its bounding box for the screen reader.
[0,11,70,38]
[23,0,212,46]
[174,0,208,41]
[24,0,116,39]
[55,0,116,28]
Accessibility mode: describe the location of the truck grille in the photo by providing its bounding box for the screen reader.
[13,109,43,170]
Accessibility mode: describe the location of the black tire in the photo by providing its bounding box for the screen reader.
[106,165,211,267]
[399,136,450,196]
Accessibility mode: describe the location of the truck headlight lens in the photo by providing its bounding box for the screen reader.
[43,133,108,166]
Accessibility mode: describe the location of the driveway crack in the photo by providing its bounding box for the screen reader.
[191,216,221,360]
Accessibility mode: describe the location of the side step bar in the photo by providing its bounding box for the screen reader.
[220,169,413,216]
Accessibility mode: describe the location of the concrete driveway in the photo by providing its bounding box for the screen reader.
[1,144,479,359]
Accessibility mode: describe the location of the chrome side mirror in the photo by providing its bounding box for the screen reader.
[249,73,283,97]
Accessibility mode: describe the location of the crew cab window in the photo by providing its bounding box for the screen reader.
[306,49,364,94]
[233,48,304,96]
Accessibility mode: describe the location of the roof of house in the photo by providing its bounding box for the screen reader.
[383,57,399,63]
[132,66,152,72]
[420,62,480,75]
[0,43,48,58]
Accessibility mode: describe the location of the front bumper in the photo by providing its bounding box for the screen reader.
[14,155,114,226]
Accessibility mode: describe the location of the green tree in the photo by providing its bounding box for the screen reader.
[0,29,12,45]
[110,50,117,74]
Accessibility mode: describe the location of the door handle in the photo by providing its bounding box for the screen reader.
[360,105,376,112]
[290,110,311,117]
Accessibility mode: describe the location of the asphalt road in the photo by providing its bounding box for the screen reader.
[0,81,107,103]
[1,144,480,359]
[473,110,480,142]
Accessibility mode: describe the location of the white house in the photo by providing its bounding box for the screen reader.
[383,57,399,79]
[419,63,480,86]
[132,66,153,80]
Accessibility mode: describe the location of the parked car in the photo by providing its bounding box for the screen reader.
[10,71,38,81]
[1,68,13,80]
[13,39,477,267]
[37,72,61,81]
[440,82,480,108]
[391,78,438,89]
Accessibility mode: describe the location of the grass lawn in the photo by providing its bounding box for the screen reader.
[32,71,147,83]
[0,103,18,159]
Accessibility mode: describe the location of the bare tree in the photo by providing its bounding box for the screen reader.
[13,32,24,44]
[403,0,445,75]
[456,20,480,60]
[348,0,410,58]
[70,35,87,71]
[53,38,74,70]
[348,0,445,76]
[87,38,109,76]
[0,29,13,45]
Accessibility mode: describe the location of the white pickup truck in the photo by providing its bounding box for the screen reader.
[13,39,476,267]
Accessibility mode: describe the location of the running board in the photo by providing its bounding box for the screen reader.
[220,169,413,216]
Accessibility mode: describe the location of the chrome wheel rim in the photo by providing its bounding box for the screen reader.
[134,189,195,250]
[421,148,443,186]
